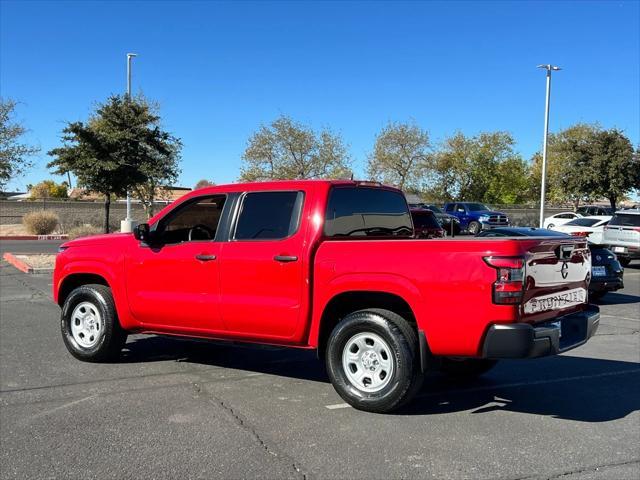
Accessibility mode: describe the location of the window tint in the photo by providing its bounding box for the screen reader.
[424,204,443,214]
[444,204,454,212]
[324,187,412,238]
[157,195,226,244]
[235,191,304,240]
[556,213,573,219]
[609,213,640,227]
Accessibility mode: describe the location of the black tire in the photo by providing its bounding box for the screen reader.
[619,257,631,267]
[439,358,497,378]
[61,284,127,362]
[590,291,607,301]
[325,308,423,413]
[547,224,555,229]
[468,221,481,235]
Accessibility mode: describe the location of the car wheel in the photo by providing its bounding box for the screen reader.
[590,291,607,301]
[468,221,481,235]
[619,258,631,267]
[439,358,497,378]
[61,284,127,362]
[547,224,555,229]
[325,309,423,413]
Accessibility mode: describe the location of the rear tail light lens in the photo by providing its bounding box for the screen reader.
[483,256,525,305]
[633,227,640,233]
[571,231,591,237]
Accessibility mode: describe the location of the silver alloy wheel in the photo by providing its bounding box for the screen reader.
[342,332,394,393]
[70,301,103,348]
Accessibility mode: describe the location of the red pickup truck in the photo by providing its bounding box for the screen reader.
[53,180,599,412]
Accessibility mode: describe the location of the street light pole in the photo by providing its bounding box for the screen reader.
[122,53,137,233]
[537,64,561,228]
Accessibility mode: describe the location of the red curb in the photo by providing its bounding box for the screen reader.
[0,235,68,241]
[2,253,32,273]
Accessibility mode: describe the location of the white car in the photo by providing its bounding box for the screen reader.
[603,209,640,267]
[551,216,612,245]
[543,211,582,229]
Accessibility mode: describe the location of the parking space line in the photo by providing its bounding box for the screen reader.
[601,314,640,322]
[325,403,351,410]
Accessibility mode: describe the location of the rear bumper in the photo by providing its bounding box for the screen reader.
[481,306,600,359]
[589,276,624,293]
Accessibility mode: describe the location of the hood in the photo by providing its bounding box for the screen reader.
[475,210,507,216]
[61,232,132,248]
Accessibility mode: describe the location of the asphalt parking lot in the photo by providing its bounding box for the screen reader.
[0,257,638,479]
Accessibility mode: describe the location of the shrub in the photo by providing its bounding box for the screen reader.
[67,224,103,239]
[22,211,59,235]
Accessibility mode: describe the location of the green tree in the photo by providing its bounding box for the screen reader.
[584,129,638,209]
[48,95,182,232]
[30,180,68,199]
[367,121,431,191]
[240,115,351,181]
[530,123,600,208]
[0,99,39,189]
[194,179,215,189]
[427,131,528,203]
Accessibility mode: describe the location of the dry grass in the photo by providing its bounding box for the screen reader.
[15,254,56,269]
[0,224,29,236]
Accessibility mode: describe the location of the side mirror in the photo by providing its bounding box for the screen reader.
[133,223,152,242]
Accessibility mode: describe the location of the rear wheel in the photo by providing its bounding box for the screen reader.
[325,309,423,413]
[619,257,631,267]
[61,284,127,362]
[468,221,481,235]
[590,291,607,301]
[439,358,497,378]
[547,224,555,229]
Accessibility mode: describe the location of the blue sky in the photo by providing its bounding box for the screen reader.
[1,0,638,192]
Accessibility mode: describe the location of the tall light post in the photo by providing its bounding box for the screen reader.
[122,53,138,233]
[537,64,561,228]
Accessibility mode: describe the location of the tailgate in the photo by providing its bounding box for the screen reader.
[520,238,591,324]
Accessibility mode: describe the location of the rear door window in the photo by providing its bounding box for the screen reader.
[324,187,412,238]
[234,191,304,240]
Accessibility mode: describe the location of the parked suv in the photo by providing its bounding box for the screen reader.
[443,202,510,234]
[603,209,640,267]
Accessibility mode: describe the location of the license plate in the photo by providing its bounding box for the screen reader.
[592,266,606,277]
[523,288,587,314]
[613,246,626,253]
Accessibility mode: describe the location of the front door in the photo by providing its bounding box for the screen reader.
[126,194,227,333]
[219,190,306,339]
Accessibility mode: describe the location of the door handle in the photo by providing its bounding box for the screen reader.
[195,254,217,261]
[274,255,298,263]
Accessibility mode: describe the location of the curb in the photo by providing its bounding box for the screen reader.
[2,253,54,275]
[0,235,68,241]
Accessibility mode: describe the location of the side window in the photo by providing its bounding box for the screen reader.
[444,204,454,212]
[234,191,304,240]
[156,195,226,244]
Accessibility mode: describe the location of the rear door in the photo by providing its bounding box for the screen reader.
[219,190,306,338]
[604,212,640,251]
[520,238,591,324]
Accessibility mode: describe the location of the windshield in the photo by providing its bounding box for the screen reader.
[609,213,640,227]
[466,203,490,212]
[565,218,603,227]
[423,204,443,214]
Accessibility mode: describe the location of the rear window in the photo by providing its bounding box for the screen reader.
[411,211,441,229]
[609,213,640,227]
[324,187,412,238]
[565,218,602,227]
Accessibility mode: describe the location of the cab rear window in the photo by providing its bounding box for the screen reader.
[324,187,412,238]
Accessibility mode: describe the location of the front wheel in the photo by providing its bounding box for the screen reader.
[325,309,423,413]
[468,221,481,235]
[439,358,497,378]
[61,284,127,362]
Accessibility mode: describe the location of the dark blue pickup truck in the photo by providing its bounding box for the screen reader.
[443,202,510,234]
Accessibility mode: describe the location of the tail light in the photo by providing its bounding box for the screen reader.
[571,231,591,237]
[483,256,525,305]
